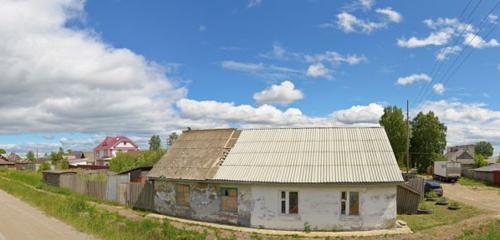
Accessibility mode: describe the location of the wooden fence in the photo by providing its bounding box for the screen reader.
[49,173,154,211]
[397,175,425,214]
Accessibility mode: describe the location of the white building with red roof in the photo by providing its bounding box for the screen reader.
[94,136,139,166]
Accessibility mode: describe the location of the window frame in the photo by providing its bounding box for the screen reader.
[279,191,299,215]
[175,184,190,207]
[340,191,360,217]
[220,187,238,213]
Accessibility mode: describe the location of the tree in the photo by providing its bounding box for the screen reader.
[0,148,6,155]
[50,150,64,167]
[497,156,500,163]
[26,150,36,162]
[60,158,69,170]
[409,111,447,173]
[474,154,488,168]
[379,106,409,167]
[149,135,161,151]
[167,132,178,147]
[109,150,165,173]
[475,141,493,158]
[37,162,51,172]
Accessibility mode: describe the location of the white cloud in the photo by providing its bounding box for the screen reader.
[247,0,262,8]
[306,63,332,79]
[259,42,301,60]
[305,51,366,65]
[359,0,375,10]
[436,45,462,61]
[0,0,187,135]
[177,98,384,127]
[375,7,402,23]
[253,81,304,106]
[433,83,445,94]
[398,17,499,50]
[398,30,454,48]
[415,100,500,151]
[336,12,386,33]
[198,25,207,32]
[463,33,499,49]
[488,14,498,24]
[220,60,301,80]
[396,73,431,85]
[330,103,384,124]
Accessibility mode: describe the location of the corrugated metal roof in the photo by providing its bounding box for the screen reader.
[213,127,403,183]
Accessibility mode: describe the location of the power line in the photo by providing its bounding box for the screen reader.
[413,0,485,107]
[425,1,500,103]
[417,0,500,105]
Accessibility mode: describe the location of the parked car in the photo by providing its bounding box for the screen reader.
[424,180,443,197]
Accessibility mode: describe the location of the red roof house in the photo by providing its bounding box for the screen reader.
[94,136,139,166]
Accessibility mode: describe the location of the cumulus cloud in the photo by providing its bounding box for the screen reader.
[0,0,187,136]
[336,12,386,33]
[463,33,499,49]
[375,7,402,23]
[436,45,462,61]
[330,103,384,124]
[177,98,384,127]
[333,4,402,34]
[253,81,304,106]
[306,63,332,79]
[415,100,500,151]
[398,30,453,48]
[398,17,499,51]
[433,83,445,94]
[396,73,431,85]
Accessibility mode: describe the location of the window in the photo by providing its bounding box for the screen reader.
[175,184,190,206]
[340,191,359,216]
[221,188,238,212]
[280,191,299,214]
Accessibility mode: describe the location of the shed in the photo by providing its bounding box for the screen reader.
[118,166,153,183]
[0,157,15,168]
[474,163,500,186]
[42,170,78,186]
[148,127,403,231]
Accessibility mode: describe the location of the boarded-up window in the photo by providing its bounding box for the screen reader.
[340,191,359,216]
[349,192,359,216]
[221,188,238,212]
[175,184,190,206]
[279,191,298,214]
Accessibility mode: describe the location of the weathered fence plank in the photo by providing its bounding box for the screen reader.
[127,182,154,210]
[397,184,421,214]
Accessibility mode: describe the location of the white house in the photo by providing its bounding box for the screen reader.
[148,127,403,231]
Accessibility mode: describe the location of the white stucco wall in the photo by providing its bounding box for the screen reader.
[250,184,397,231]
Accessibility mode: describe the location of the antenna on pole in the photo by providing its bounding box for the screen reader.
[406,99,410,174]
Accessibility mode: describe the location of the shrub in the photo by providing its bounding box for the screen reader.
[419,202,432,210]
[436,197,448,205]
[37,162,51,172]
[425,191,438,200]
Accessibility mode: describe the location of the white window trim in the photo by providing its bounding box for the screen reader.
[279,191,299,215]
[340,191,360,217]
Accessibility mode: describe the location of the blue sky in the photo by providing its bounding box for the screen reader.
[0,0,499,155]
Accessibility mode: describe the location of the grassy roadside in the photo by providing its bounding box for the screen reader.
[398,200,483,232]
[0,169,209,240]
[454,219,500,240]
[458,177,500,190]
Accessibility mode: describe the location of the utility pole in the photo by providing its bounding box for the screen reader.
[406,100,410,173]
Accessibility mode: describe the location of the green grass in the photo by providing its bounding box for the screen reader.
[458,177,499,189]
[0,169,209,240]
[454,219,500,240]
[398,201,483,232]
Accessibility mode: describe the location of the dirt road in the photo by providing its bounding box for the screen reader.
[0,190,96,240]
[442,183,500,214]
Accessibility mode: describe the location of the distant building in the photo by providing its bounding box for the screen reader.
[446,144,495,172]
[67,151,91,166]
[94,136,139,166]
